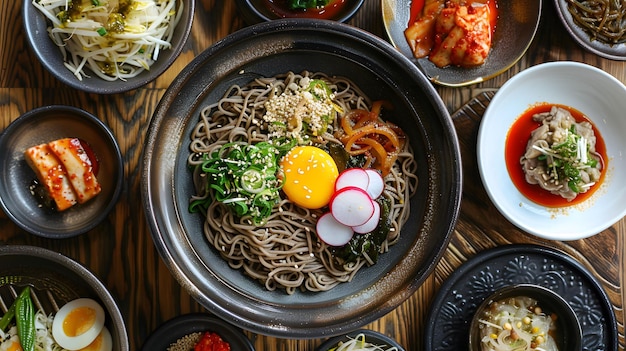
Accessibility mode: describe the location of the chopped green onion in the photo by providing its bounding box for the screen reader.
[96,27,107,36]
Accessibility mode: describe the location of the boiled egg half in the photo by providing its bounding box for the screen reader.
[52,298,110,351]
[280,146,339,209]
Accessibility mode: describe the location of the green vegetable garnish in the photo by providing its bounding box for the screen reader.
[190,141,292,225]
[0,287,36,351]
[289,0,332,9]
[96,27,107,36]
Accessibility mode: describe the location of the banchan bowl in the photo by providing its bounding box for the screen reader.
[236,0,364,24]
[0,105,123,238]
[469,284,582,351]
[0,245,129,351]
[141,18,462,338]
[22,0,195,94]
[477,61,626,240]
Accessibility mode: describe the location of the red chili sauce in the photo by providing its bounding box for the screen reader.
[262,0,347,19]
[505,103,608,207]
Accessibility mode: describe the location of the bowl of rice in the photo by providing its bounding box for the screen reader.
[22,0,195,94]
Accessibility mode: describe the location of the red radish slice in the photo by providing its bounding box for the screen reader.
[352,200,380,234]
[365,169,384,199]
[334,168,369,192]
[329,186,375,227]
[316,212,354,246]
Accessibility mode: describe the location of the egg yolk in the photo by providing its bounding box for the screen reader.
[64,306,97,336]
[6,341,21,351]
[280,146,339,209]
[78,331,103,351]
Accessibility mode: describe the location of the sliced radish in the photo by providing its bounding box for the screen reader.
[316,212,354,246]
[329,186,375,227]
[365,169,384,199]
[334,168,369,192]
[352,200,380,234]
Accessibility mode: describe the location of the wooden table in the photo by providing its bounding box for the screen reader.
[1,1,624,350]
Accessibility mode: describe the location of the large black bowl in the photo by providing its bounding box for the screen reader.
[141,18,461,338]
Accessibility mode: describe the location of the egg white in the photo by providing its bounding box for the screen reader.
[79,326,112,351]
[52,298,105,350]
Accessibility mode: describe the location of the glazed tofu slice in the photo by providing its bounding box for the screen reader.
[24,144,77,211]
[47,138,101,204]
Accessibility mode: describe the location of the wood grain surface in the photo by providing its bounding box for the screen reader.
[1,0,624,350]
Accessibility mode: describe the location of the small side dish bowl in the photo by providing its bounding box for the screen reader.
[469,284,582,351]
[22,0,195,94]
[316,329,405,351]
[236,0,364,24]
[0,105,124,238]
[477,61,626,240]
[554,0,626,60]
[140,313,255,351]
[0,245,129,351]
[382,0,542,87]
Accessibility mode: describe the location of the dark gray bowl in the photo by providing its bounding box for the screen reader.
[22,0,195,94]
[382,0,542,86]
[0,245,129,351]
[142,18,462,338]
[0,105,123,238]
[469,284,582,351]
[316,329,405,351]
[141,313,255,351]
[236,0,364,24]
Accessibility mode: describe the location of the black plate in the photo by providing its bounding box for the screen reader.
[424,244,618,351]
[0,245,129,351]
[141,313,254,351]
[142,18,462,338]
[382,0,542,86]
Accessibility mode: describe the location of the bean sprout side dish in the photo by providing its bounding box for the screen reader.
[32,0,183,81]
[477,296,559,351]
[187,71,418,294]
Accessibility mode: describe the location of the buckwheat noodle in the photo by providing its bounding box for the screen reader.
[32,0,182,81]
[188,71,418,294]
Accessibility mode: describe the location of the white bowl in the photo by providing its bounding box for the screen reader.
[478,61,626,240]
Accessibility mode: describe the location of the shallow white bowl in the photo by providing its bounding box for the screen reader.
[478,61,626,241]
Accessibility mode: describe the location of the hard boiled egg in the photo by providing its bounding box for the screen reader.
[0,334,22,351]
[75,326,112,351]
[52,298,106,351]
[280,146,339,209]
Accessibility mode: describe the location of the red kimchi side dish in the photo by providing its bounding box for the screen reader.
[404,0,498,68]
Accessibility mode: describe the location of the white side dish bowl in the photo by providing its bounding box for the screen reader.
[478,61,626,240]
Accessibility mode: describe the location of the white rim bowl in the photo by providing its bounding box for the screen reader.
[478,61,626,240]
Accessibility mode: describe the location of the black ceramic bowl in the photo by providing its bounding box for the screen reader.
[0,105,123,238]
[0,245,129,351]
[141,313,254,351]
[469,284,582,351]
[142,18,461,338]
[316,330,405,351]
[236,0,364,24]
[22,0,195,94]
